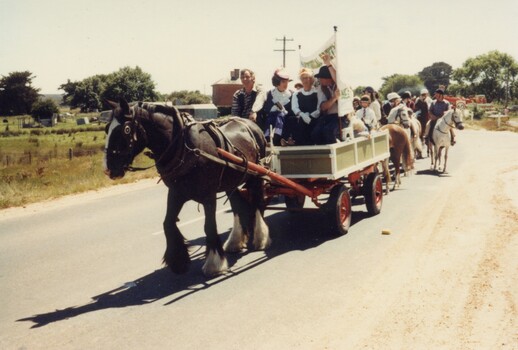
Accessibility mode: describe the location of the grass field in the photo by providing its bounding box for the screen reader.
[0,114,156,209]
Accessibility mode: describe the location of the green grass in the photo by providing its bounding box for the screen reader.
[0,115,157,209]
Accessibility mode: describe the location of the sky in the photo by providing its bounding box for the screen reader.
[1,0,517,96]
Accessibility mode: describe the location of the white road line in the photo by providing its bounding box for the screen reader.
[151,207,232,235]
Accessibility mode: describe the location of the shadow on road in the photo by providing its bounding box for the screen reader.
[416,168,452,177]
[18,204,372,329]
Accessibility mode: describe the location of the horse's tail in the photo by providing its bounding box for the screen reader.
[402,133,414,172]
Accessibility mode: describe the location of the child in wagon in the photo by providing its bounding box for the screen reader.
[355,94,377,132]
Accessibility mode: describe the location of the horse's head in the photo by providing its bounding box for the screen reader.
[450,108,465,130]
[387,104,410,128]
[103,98,147,179]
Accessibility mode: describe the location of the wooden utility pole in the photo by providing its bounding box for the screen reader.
[274,36,295,68]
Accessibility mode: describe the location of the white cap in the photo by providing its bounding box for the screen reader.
[387,92,401,101]
[420,88,429,95]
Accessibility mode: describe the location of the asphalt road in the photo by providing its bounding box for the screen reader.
[1,130,516,349]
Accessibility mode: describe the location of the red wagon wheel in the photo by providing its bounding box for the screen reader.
[327,184,352,236]
[364,172,383,215]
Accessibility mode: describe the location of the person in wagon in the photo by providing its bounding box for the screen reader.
[231,68,262,119]
[250,68,293,146]
[355,94,377,132]
[363,86,382,123]
[311,54,342,145]
[281,67,322,145]
[352,96,361,111]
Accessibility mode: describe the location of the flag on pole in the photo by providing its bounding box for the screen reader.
[300,31,354,115]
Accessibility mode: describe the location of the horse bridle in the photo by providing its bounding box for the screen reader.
[108,105,152,171]
[395,107,409,127]
[437,109,462,134]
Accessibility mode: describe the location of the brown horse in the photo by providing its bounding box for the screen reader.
[380,124,414,192]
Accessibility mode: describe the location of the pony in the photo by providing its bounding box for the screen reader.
[408,112,424,159]
[430,108,465,173]
[103,99,270,277]
[380,124,414,192]
[387,104,422,159]
[386,103,411,128]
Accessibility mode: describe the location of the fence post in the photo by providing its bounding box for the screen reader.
[69,148,73,160]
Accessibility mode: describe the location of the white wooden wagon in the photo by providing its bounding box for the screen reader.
[217,130,390,235]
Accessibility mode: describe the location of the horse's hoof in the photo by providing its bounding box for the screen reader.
[163,247,191,274]
[253,236,271,251]
[202,250,228,277]
[168,261,190,274]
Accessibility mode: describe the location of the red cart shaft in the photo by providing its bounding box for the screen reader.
[216,148,313,198]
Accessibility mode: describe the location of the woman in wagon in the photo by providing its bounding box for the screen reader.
[249,68,293,146]
[355,94,377,132]
[363,86,382,123]
[282,67,322,145]
[311,54,341,145]
[231,68,262,119]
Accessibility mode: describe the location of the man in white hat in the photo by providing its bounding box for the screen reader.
[381,92,401,124]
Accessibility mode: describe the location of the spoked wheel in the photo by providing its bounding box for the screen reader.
[326,184,352,236]
[285,194,306,210]
[364,172,383,215]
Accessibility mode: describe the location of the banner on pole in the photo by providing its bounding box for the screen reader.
[300,34,354,115]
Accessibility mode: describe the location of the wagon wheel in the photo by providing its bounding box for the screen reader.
[285,194,306,210]
[326,184,352,236]
[364,172,383,215]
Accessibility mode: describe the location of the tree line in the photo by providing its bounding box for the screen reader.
[0,66,211,119]
[1,50,517,119]
[358,50,517,103]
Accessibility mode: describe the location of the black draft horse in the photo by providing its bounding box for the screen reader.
[103,99,270,276]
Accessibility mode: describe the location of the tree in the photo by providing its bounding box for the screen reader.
[418,62,452,93]
[0,71,40,115]
[167,90,211,105]
[31,98,59,123]
[378,74,424,100]
[59,66,159,111]
[452,51,518,103]
[70,75,107,112]
[102,66,159,103]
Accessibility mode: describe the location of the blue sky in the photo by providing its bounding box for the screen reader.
[1,0,517,95]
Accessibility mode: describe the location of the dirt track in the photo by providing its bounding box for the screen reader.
[348,131,518,349]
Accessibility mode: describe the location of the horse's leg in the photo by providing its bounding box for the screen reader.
[163,188,190,274]
[226,180,271,251]
[381,159,391,194]
[391,154,399,191]
[252,208,271,250]
[443,146,449,173]
[202,195,228,277]
[224,190,251,253]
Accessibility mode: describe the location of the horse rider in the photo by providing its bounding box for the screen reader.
[427,88,455,146]
[381,92,401,125]
[414,88,430,140]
